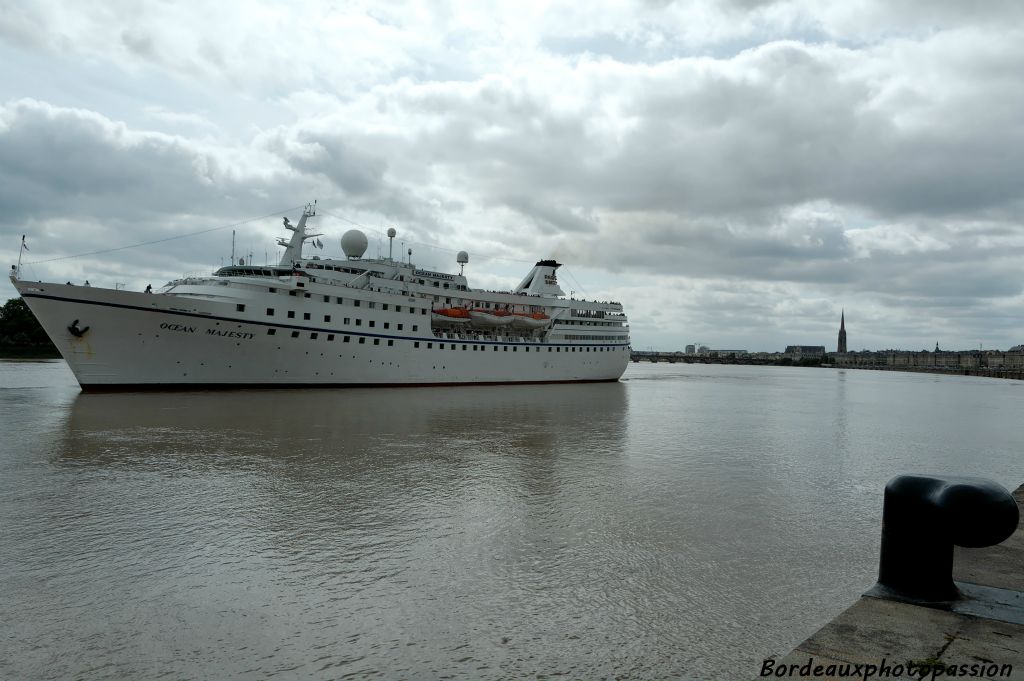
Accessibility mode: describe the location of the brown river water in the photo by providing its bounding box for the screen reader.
[1,360,1021,679]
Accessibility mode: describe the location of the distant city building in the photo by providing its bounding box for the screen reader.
[837,310,847,353]
[698,345,710,354]
[833,349,1024,371]
[710,350,748,357]
[685,344,696,355]
[784,345,826,359]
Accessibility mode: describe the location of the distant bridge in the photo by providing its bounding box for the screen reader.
[630,351,773,365]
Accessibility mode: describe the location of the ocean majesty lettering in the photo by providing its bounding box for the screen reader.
[159,322,253,340]
[206,328,254,340]
[413,269,455,281]
[160,322,196,333]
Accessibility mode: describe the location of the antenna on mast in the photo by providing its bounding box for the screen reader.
[15,234,28,278]
[387,228,396,260]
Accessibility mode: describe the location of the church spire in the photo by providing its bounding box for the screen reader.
[837,309,847,353]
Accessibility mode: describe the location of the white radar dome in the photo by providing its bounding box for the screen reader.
[457,251,469,265]
[341,229,369,259]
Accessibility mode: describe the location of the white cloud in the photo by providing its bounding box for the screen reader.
[141,105,218,133]
[845,224,949,257]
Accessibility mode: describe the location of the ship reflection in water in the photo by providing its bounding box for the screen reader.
[62,381,628,471]
[37,383,642,679]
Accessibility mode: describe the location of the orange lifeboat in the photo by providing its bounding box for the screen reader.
[510,312,551,329]
[431,307,472,324]
[468,308,514,326]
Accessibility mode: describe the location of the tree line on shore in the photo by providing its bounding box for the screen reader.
[0,298,59,357]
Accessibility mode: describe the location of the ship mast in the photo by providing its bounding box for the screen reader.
[276,202,321,266]
[11,235,28,281]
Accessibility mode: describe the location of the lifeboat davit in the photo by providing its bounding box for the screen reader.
[510,312,551,329]
[431,307,472,324]
[468,309,514,327]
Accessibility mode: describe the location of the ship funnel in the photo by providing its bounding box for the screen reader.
[514,259,565,297]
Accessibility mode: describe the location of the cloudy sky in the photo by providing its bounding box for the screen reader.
[2,0,1023,352]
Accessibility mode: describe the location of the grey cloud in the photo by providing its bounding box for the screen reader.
[605,40,1024,220]
[0,1,48,50]
[121,29,159,61]
[0,99,323,294]
[272,131,388,196]
[0,99,288,224]
[299,38,1018,236]
[502,195,598,234]
[256,125,456,236]
[560,206,1023,313]
[570,213,855,283]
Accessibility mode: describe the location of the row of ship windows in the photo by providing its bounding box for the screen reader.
[255,306,419,332]
[264,327,624,352]
[419,280,467,291]
[247,297,427,314]
[250,279,615,314]
[300,265,469,291]
[559,334,628,341]
[556,320,623,327]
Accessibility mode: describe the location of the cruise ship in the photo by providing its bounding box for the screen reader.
[11,205,631,390]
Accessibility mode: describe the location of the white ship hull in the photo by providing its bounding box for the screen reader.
[15,282,629,390]
[13,205,630,390]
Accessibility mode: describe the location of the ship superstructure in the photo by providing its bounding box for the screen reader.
[11,204,631,389]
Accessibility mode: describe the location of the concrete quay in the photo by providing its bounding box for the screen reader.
[761,482,1024,680]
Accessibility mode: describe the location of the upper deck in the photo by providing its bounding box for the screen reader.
[184,254,625,315]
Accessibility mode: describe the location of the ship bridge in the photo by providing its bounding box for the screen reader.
[214,266,294,278]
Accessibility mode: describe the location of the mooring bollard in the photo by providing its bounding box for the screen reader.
[874,474,1019,602]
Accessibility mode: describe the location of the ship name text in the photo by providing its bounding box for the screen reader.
[159,322,254,340]
[413,269,455,281]
[206,328,254,340]
[160,322,196,333]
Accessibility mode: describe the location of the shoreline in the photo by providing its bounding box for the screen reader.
[828,364,1024,381]
[0,349,62,360]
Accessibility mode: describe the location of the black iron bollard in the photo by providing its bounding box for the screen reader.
[875,475,1018,602]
